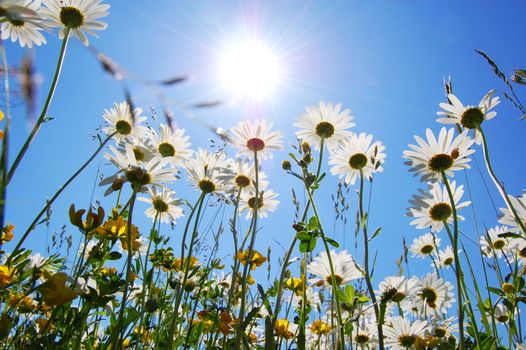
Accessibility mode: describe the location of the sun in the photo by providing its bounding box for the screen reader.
[219,40,281,101]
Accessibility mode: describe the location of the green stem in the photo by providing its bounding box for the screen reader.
[358,170,384,350]
[441,171,465,350]
[477,125,526,236]
[8,133,115,260]
[235,151,260,349]
[0,45,11,234]
[7,30,71,184]
[167,192,206,350]
[112,186,139,348]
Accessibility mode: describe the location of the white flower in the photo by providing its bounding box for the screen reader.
[102,144,176,193]
[101,101,148,142]
[329,133,386,185]
[148,124,193,168]
[185,148,233,195]
[221,159,269,194]
[116,137,155,164]
[229,119,284,160]
[377,275,417,309]
[435,245,456,268]
[403,127,475,183]
[509,237,526,265]
[498,191,526,233]
[294,101,355,151]
[1,0,47,48]
[352,318,379,350]
[383,316,429,350]
[437,90,500,144]
[238,189,279,219]
[307,250,362,288]
[41,0,109,46]
[78,240,97,259]
[408,181,471,233]
[137,187,184,224]
[410,233,440,259]
[494,303,509,323]
[407,273,455,318]
[480,226,512,259]
[428,317,458,341]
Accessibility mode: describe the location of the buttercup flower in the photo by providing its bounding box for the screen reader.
[403,127,475,183]
[437,90,500,144]
[329,132,386,185]
[294,101,355,151]
[229,119,284,160]
[41,0,110,45]
[1,0,47,48]
[408,181,471,233]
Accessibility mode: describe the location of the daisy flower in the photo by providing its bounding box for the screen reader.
[329,133,386,185]
[383,316,429,350]
[403,127,475,183]
[407,181,471,233]
[437,90,500,144]
[498,191,526,233]
[307,250,362,288]
[428,317,458,341]
[294,101,355,151]
[138,187,184,224]
[480,226,512,259]
[41,0,109,46]
[238,189,279,219]
[1,0,47,48]
[509,238,526,265]
[378,275,417,307]
[352,318,379,350]
[185,148,233,195]
[407,273,454,318]
[148,124,192,168]
[229,119,284,160]
[494,303,509,323]
[117,137,155,164]
[102,144,176,192]
[101,101,148,142]
[410,232,440,259]
[435,246,455,268]
[221,159,269,194]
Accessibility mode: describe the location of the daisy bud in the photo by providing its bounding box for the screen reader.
[282,160,291,171]
[501,283,514,294]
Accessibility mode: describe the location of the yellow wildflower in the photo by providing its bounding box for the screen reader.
[0,265,14,286]
[284,276,304,296]
[1,224,14,244]
[38,272,78,306]
[237,249,267,270]
[275,319,294,339]
[310,319,331,336]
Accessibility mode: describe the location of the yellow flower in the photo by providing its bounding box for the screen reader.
[96,217,141,252]
[0,265,14,286]
[8,293,36,313]
[38,272,78,306]
[1,224,14,244]
[275,319,294,339]
[310,319,331,336]
[100,267,117,277]
[35,317,53,333]
[237,249,267,270]
[0,111,4,140]
[285,276,304,296]
[172,256,199,272]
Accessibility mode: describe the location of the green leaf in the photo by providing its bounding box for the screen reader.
[497,232,522,239]
[487,287,504,296]
[107,251,122,260]
[325,237,340,248]
[307,216,319,231]
[369,227,382,241]
[296,231,310,241]
[299,238,316,253]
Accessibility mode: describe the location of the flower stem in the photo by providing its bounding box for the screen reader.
[358,169,384,350]
[441,171,465,350]
[0,45,11,235]
[477,125,526,236]
[235,151,260,349]
[7,30,71,184]
[9,133,115,259]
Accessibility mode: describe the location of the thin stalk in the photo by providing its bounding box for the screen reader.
[358,170,384,349]
[167,192,206,350]
[9,133,115,259]
[0,45,11,233]
[304,186,345,350]
[8,30,71,183]
[112,185,139,348]
[477,125,526,236]
[441,171,465,350]
[235,150,260,349]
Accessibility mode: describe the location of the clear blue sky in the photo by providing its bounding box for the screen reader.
[5,0,526,288]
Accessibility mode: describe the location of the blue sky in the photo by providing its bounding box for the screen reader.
[4,0,526,293]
